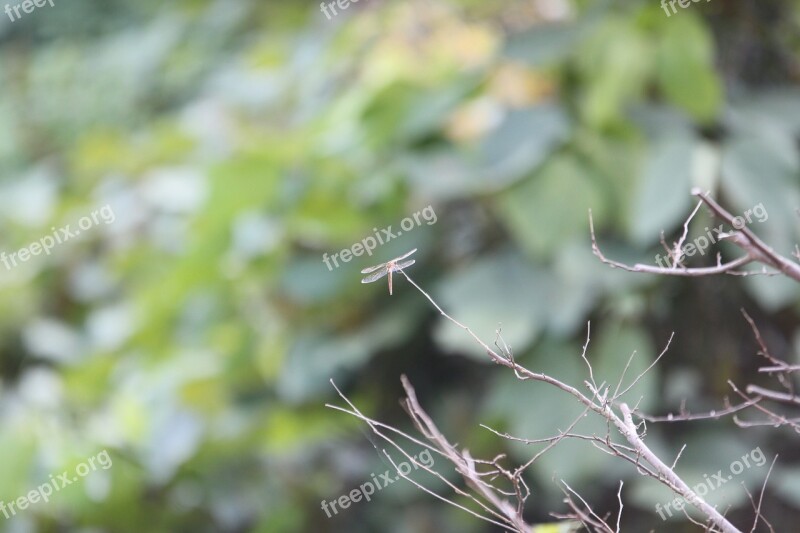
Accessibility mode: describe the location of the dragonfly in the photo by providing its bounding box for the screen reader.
[360,248,417,295]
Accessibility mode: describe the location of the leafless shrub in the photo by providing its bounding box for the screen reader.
[328,257,762,532]
[324,189,799,532]
[592,190,800,435]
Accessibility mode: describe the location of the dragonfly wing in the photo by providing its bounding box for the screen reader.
[361,268,389,284]
[393,248,418,262]
[361,263,386,274]
[393,259,415,271]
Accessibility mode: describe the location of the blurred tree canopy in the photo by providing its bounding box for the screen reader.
[0,0,799,531]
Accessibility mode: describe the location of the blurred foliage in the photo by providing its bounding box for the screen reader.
[0,0,799,531]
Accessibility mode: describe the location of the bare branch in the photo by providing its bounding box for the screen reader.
[633,396,761,423]
[613,332,674,401]
[560,480,614,533]
[615,480,624,533]
[691,188,800,283]
[749,454,778,533]
[336,237,751,533]
[589,210,754,277]
[398,269,741,532]
[746,385,800,406]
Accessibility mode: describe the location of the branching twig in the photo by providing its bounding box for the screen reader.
[327,190,797,532]
[328,267,743,533]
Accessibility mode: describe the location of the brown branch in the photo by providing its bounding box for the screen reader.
[559,481,615,533]
[746,385,800,406]
[748,454,778,533]
[741,309,783,367]
[729,381,800,433]
[633,396,761,423]
[759,365,800,373]
[590,189,800,283]
[335,246,749,533]
[589,209,755,277]
[400,375,532,532]
[326,381,520,530]
[396,269,742,532]
[691,188,800,283]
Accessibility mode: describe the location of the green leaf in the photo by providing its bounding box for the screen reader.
[721,132,800,309]
[505,22,584,66]
[629,135,695,244]
[549,243,651,335]
[404,104,570,199]
[432,251,550,360]
[402,147,481,201]
[572,129,645,232]
[496,153,608,258]
[0,427,36,503]
[479,104,572,188]
[576,17,653,127]
[278,306,416,402]
[656,15,722,123]
[361,81,473,147]
[729,89,800,137]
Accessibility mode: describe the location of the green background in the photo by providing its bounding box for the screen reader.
[0,0,799,531]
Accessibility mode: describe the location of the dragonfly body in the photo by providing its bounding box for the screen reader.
[360,248,417,295]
